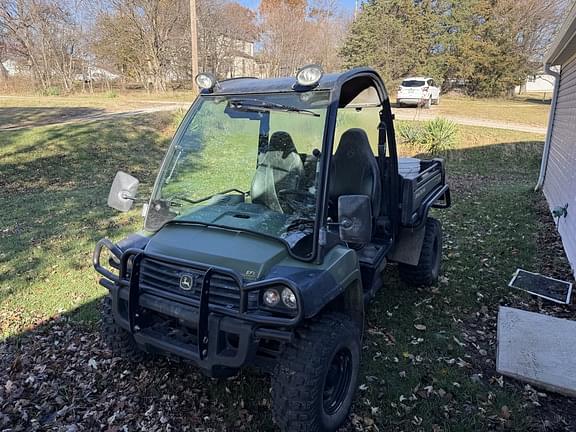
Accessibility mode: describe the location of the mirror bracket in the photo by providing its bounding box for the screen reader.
[120,193,135,201]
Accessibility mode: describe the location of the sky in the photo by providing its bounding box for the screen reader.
[236,0,357,13]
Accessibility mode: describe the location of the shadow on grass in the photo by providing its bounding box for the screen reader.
[515,96,552,106]
[0,107,106,130]
[408,139,544,180]
[0,113,172,315]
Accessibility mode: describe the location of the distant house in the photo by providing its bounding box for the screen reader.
[515,70,557,95]
[74,66,119,82]
[536,2,576,278]
[1,59,17,75]
[221,38,267,79]
[1,58,30,77]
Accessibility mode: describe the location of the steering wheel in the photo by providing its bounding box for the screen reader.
[277,189,316,213]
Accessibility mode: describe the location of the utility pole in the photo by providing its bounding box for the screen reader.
[189,0,199,83]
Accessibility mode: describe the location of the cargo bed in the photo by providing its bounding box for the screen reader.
[398,158,450,227]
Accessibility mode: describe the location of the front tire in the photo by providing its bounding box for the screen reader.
[399,217,442,286]
[271,313,361,432]
[101,295,145,361]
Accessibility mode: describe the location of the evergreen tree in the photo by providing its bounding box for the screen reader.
[340,0,442,85]
[341,0,563,97]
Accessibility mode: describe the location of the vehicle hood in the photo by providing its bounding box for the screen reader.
[144,223,289,281]
[142,223,360,318]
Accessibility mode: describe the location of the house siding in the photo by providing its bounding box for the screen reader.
[543,55,576,276]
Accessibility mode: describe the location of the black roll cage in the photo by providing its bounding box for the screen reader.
[314,69,400,264]
[147,67,401,265]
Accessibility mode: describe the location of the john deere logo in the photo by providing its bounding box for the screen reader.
[179,273,199,291]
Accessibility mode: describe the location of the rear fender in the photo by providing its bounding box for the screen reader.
[387,224,426,266]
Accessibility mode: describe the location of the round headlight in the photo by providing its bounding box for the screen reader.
[281,287,297,309]
[296,64,323,87]
[263,288,280,307]
[195,73,215,90]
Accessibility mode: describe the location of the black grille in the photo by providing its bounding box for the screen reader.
[139,257,257,309]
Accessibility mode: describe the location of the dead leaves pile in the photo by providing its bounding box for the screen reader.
[0,316,273,431]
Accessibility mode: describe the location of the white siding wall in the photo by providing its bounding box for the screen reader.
[515,74,556,94]
[543,56,576,276]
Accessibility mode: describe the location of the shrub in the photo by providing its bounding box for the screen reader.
[422,118,458,153]
[397,122,424,146]
[105,90,118,99]
[42,86,61,96]
[396,118,458,154]
[171,108,187,131]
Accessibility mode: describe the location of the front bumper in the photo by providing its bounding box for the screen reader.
[93,239,301,374]
[109,283,261,368]
[397,97,422,105]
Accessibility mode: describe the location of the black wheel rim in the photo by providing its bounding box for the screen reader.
[323,347,353,416]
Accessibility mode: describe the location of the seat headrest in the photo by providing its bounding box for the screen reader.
[330,127,381,219]
[334,128,372,159]
[268,131,297,158]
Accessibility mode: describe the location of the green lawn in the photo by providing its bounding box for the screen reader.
[422,95,550,128]
[0,93,192,130]
[0,90,194,110]
[0,113,173,334]
[2,110,573,430]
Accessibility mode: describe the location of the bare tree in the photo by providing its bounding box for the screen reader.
[307,0,349,72]
[0,0,84,92]
[258,0,308,76]
[93,0,189,92]
[494,0,568,67]
[0,31,9,85]
[259,0,347,77]
[196,0,258,78]
[1,0,348,92]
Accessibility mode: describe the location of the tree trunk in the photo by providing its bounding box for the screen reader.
[0,61,8,91]
[0,61,8,82]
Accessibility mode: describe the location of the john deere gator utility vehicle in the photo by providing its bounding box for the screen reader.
[93,65,451,432]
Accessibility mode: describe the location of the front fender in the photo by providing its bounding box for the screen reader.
[265,246,361,319]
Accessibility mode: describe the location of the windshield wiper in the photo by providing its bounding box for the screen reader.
[168,188,246,206]
[229,99,320,117]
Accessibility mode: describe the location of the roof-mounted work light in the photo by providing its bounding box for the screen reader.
[295,64,323,87]
[195,73,216,90]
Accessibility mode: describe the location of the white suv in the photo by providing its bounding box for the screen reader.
[397,77,440,108]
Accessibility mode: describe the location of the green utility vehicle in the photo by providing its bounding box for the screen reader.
[94,65,451,432]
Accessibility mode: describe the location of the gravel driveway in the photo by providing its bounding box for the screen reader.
[1,102,547,134]
[393,107,547,134]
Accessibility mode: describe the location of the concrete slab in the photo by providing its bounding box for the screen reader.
[497,306,576,397]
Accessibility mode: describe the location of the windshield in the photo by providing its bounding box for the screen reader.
[145,91,330,258]
[401,80,425,88]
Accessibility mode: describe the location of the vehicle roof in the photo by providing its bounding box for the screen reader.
[204,67,381,95]
[401,77,431,81]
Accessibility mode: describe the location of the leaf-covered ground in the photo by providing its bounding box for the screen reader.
[1,112,575,431]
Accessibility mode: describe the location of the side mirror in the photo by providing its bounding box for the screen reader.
[338,195,372,244]
[107,171,140,212]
